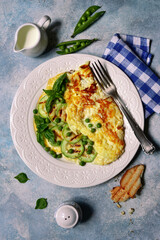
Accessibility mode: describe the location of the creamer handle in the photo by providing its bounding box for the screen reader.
[37,15,51,29]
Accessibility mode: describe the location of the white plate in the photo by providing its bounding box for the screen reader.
[10,54,144,188]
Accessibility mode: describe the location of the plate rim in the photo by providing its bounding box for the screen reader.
[10,53,144,188]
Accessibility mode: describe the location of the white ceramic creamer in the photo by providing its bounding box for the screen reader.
[14,16,51,57]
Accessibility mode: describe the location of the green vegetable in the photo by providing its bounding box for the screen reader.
[33,109,38,114]
[72,5,101,33]
[88,145,93,151]
[66,132,72,137]
[79,146,97,162]
[50,150,57,158]
[43,129,55,145]
[38,95,48,118]
[43,73,68,113]
[91,128,96,133]
[62,124,82,143]
[88,140,94,145]
[68,149,74,153]
[82,140,88,145]
[55,118,61,123]
[35,198,48,209]
[61,139,84,159]
[71,5,105,38]
[87,149,92,154]
[56,38,98,55]
[85,118,90,123]
[97,123,102,128]
[88,123,93,128]
[82,135,88,141]
[79,161,86,166]
[57,153,62,158]
[36,131,45,147]
[14,173,29,183]
[44,147,50,152]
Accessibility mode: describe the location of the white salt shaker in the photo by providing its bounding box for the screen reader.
[54,201,82,229]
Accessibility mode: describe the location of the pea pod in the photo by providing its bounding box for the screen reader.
[74,5,101,32]
[71,9,105,38]
[56,38,98,55]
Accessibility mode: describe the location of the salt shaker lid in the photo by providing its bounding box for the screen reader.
[54,201,82,229]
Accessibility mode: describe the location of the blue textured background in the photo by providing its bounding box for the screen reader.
[0,0,160,239]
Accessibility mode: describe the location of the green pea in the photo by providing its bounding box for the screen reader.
[79,161,86,166]
[68,149,74,153]
[85,118,90,123]
[73,45,78,50]
[50,150,57,158]
[88,145,93,151]
[91,128,96,133]
[87,16,91,20]
[56,153,62,158]
[59,45,65,50]
[44,147,50,152]
[97,123,102,128]
[81,42,86,47]
[89,140,94,145]
[82,16,86,21]
[86,10,90,16]
[58,126,63,131]
[82,140,88,145]
[87,149,92,155]
[66,127,70,131]
[82,21,86,25]
[55,118,61,123]
[76,41,80,45]
[78,23,81,27]
[65,48,70,54]
[88,123,93,128]
[66,132,72,137]
[69,47,74,52]
[82,135,88,140]
[33,109,38,114]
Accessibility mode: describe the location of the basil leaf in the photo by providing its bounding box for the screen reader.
[36,132,45,147]
[14,173,29,183]
[43,89,55,96]
[46,95,55,113]
[52,73,68,92]
[35,198,48,209]
[37,123,48,132]
[34,115,45,126]
[44,129,55,145]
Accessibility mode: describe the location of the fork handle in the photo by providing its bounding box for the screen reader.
[115,95,155,154]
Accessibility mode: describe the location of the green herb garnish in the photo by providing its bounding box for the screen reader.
[14,173,29,183]
[35,198,48,209]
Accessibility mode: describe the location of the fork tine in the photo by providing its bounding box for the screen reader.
[94,62,110,88]
[91,63,105,91]
[97,60,113,85]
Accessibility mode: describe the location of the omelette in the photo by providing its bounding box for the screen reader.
[33,62,125,165]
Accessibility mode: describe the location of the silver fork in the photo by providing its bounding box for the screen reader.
[91,60,155,155]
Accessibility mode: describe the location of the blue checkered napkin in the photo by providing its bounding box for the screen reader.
[102,33,160,118]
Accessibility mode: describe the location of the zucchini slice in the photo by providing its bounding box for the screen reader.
[48,104,58,121]
[79,148,97,162]
[56,103,67,122]
[62,124,82,143]
[61,139,84,159]
[38,95,48,118]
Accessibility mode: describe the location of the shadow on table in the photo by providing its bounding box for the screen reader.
[73,200,94,223]
[45,20,62,53]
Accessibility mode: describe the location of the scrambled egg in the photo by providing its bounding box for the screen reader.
[42,62,125,165]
